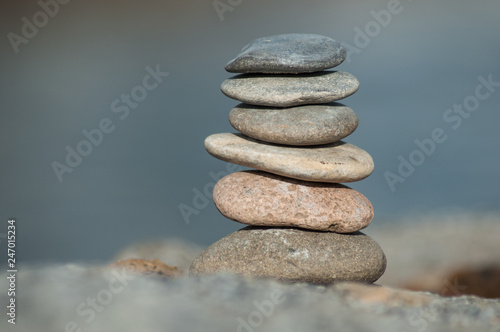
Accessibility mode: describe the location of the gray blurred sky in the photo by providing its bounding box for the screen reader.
[1,0,499,262]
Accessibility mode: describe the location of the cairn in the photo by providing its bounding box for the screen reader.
[190,34,386,284]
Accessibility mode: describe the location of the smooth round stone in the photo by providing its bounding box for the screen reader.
[204,133,374,183]
[189,227,386,284]
[229,103,358,145]
[225,33,346,74]
[221,71,359,107]
[213,171,374,233]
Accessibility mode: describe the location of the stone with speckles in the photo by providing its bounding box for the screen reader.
[213,171,373,233]
[221,71,359,107]
[189,226,386,284]
[229,103,359,145]
[204,133,374,183]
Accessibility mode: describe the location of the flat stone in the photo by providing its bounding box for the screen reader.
[225,33,346,74]
[221,71,359,107]
[331,282,435,307]
[213,171,373,233]
[204,133,374,183]
[189,227,386,284]
[229,103,358,145]
[113,238,203,272]
[110,259,182,279]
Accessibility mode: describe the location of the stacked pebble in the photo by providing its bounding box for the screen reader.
[190,34,386,284]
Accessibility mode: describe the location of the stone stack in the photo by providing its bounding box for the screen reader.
[190,34,386,284]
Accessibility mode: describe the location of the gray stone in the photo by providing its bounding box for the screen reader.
[225,33,346,74]
[204,133,374,183]
[190,227,386,284]
[229,103,358,145]
[221,71,359,107]
[213,171,373,233]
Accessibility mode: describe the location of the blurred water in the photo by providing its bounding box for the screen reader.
[0,0,499,262]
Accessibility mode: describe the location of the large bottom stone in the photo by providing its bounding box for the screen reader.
[189,227,386,284]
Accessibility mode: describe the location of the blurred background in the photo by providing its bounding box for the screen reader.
[0,0,499,263]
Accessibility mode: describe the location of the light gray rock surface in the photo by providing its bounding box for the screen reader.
[190,227,386,284]
[213,171,373,233]
[204,133,374,183]
[229,103,359,145]
[225,33,346,73]
[221,71,359,107]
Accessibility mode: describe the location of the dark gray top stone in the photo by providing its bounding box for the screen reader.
[225,33,346,74]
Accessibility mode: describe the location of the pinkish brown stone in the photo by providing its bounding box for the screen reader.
[213,171,373,233]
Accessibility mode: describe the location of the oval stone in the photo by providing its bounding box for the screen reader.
[213,171,373,233]
[189,227,386,284]
[229,103,358,145]
[225,33,346,74]
[204,133,374,183]
[221,71,359,107]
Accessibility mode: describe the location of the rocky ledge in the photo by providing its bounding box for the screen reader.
[2,265,499,332]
